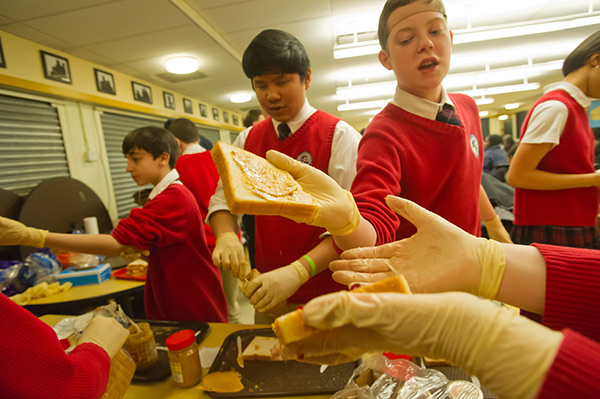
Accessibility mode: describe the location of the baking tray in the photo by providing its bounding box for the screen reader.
[112,267,146,281]
[131,319,210,382]
[206,328,358,398]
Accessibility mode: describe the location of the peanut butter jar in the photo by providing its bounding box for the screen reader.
[124,322,158,370]
[166,329,202,388]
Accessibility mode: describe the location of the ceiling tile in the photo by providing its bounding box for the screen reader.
[0,0,115,21]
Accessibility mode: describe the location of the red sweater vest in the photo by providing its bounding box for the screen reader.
[245,111,346,303]
[352,93,484,244]
[176,152,219,251]
[514,90,598,226]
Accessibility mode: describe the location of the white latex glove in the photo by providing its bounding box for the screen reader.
[266,150,360,236]
[0,217,47,247]
[484,215,513,243]
[242,260,309,313]
[330,196,506,299]
[78,316,129,359]
[212,232,246,278]
[279,291,562,399]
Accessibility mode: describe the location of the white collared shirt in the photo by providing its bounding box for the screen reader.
[147,169,182,201]
[182,143,206,155]
[207,99,361,221]
[521,82,591,148]
[392,85,456,121]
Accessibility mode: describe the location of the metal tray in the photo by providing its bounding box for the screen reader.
[206,328,358,398]
[131,319,210,382]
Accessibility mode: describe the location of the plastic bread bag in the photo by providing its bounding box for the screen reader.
[101,348,136,399]
[0,260,23,296]
[19,249,62,287]
[332,354,483,399]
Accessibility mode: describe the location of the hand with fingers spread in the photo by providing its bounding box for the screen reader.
[330,195,505,299]
[277,291,562,399]
[266,150,360,236]
[212,232,246,278]
[241,260,309,314]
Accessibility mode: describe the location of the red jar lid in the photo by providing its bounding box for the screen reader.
[166,329,196,351]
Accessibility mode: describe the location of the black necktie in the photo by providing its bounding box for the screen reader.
[436,104,462,126]
[277,123,291,141]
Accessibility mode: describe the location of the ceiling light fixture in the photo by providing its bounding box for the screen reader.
[475,98,494,106]
[165,56,199,74]
[337,99,390,112]
[229,92,252,103]
[458,82,540,97]
[505,103,520,110]
[479,111,490,117]
[498,115,509,121]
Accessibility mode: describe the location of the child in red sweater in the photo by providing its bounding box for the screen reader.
[0,126,227,322]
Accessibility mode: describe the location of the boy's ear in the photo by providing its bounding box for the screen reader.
[304,68,312,90]
[378,49,393,71]
[158,152,170,166]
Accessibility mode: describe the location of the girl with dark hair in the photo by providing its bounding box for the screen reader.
[507,30,600,249]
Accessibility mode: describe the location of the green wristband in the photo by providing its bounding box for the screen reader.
[302,255,316,277]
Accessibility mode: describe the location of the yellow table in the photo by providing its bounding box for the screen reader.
[40,316,331,399]
[27,278,144,317]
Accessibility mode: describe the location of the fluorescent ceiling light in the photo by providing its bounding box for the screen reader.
[475,98,494,105]
[498,115,509,121]
[458,83,540,97]
[334,41,380,59]
[338,99,390,112]
[335,65,393,82]
[505,103,520,110]
[229,92,252,103]
[336,81,396,101]
[479,111,489,117]
[165,57,199,74]
[452,14,600,45]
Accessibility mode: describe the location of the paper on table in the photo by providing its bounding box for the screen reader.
[200,347,220,368]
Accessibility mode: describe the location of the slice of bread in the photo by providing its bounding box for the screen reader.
[273,275,412,345]
[240,336,280,361]
[210,141,319,218]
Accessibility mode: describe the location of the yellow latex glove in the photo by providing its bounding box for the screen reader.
[212,232,246,278]
[266,150,360,236]
[484,215,513,243]
[330,196,506,299]
[119,246,149,262]
[280,291,562,399]
[0,217,47,247]
[78,316,129,359]
[242,260,309,313]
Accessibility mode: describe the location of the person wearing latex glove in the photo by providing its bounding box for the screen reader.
[242,259,309,314]
[276,291,577,399]
[330,195,547,314]
[79,316,130,358]
[479,185,513,243]
[212,230,247,279]
[0,216,48,248]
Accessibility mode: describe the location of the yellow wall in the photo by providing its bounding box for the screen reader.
[0,29,242,130]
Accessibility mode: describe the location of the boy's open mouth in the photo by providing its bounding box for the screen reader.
[419,59,438,70]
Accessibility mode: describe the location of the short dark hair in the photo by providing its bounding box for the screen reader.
[242,29,310,81]
[562,30,600,76]
[243,109,264,128]
[487,134,503,147]
[122,126,178,169]
[378,0,447,50]
[166,118,199,143]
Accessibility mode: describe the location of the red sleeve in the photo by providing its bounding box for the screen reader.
[0,294,110,399]
[536,329,600,399]
[532,243,600,341]
[111,184,194,249]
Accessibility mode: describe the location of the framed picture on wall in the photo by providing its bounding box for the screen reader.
[94,68,115,95]
[40,50,71,84]
[232,114,239,126]
[163,91,175,110]
[183,98,193,114]
[199,103,208,118]
[223,111,229,124]
[0,37,6,68]
[212,107,220,121]
[131,81,152,104]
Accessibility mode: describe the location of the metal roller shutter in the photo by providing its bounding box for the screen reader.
[100,112,165,219]
[197,125,219,146]
[0,94,69,197]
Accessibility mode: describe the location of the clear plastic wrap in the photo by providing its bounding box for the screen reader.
[0,261,23,297]
[332,355,483,399]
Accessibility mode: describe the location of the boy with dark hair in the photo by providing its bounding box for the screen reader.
[0,126,227,322]
[266,0,511,254]
[164,117,213,150]
[208,29,361,322]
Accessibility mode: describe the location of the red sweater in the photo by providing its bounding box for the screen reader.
[112,183,227,322]
[352,94,484,244]
[0,293,110,399]
[245,112,346,303]
[514,90,598,226]
[176,152,220,251]
[531,244,600,398]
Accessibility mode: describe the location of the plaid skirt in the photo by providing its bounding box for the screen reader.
[511,224,600,249]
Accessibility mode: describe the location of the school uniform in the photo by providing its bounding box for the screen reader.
[513,83,599,248]
[352,87,484,245]
[112,169,227,322]
[208,99,361,303]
